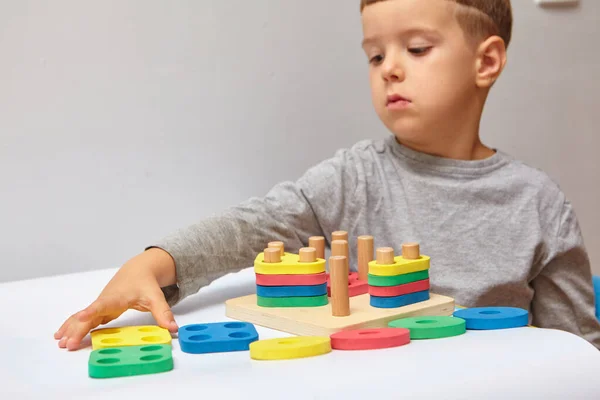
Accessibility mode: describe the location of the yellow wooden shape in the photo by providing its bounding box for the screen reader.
[249,336,332,360]
[91,325,172,350]
[254,252,326,275]
[368,255,430,276]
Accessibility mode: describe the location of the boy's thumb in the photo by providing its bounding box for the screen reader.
[149,295,179,333]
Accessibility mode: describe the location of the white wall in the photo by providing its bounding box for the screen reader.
[482,0,600,275]
[1,0,598,282]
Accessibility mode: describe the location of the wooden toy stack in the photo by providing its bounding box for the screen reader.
[367,243,431,308]
[254,241,328,307]
[326,231,370,297]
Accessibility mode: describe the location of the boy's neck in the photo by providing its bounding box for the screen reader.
[394,92,495,161]
[395,135,495,161]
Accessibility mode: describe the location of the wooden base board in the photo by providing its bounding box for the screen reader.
[225,292,455,337]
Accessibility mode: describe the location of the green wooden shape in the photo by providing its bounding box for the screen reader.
[368,270,429,287]
[388,316,466,339]
[89,344,173,379]
[257,294,328,307]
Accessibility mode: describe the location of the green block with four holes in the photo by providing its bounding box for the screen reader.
[88,344,173,379]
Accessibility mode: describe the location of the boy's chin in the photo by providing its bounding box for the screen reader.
[383,120,426,142]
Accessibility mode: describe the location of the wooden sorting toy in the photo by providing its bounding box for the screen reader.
[368,270,429,287]
[326,233,372,297]
[88,344,173,379]
[257,295,329,308]
[368,244,431,309]
[254,244,329,308]
[226,292,454,336]
[453,307,529,330]
[256,283,327,298]
[370,290,430,308]
[388,316,466,339]
[368,279,430,297]
[332,230,348,242]
[330,328,410,350]
[178,322,259,354]
[91,325,172,350]
[249,336,332,360]
[256,272,327,286]
[326,272,369,297]
[329,255,350,317]
[357,235,374,281]
[368,246,430,276]
[308,236,325,259]
[227,236,454,336]
[254,246,326,275]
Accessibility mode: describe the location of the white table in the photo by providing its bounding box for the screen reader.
[2,267,600,399]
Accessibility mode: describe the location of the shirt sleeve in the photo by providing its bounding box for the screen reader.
[148,147,362,306]
[531,198,600,350]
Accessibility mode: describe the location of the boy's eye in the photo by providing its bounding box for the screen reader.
[408,46,432,55]
[369,55,383,64]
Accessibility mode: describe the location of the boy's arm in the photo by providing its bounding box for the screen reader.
[531,199,600,350]
[150,147,363,306]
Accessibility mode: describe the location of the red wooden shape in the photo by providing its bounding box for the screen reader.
[330,328,411,350]
[255,272,327,286]
[326,272,369,297]
[368,279,430,297]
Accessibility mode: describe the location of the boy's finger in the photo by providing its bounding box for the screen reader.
[54,317,72,339]
[149,295,178,333]
[58,336,69,348]
[66,335,85,351]
[64,322,93,351]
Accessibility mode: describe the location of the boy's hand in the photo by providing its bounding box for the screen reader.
[54,248,179,351]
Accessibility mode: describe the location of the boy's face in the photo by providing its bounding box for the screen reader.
[361,0,480,145]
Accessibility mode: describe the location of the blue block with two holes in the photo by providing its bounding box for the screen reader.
[453,306,529,330]
[178,322,259,354]
[256,283,327,298]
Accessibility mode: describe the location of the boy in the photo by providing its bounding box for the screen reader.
[55,0,600,350]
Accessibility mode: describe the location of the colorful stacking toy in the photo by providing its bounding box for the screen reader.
[368,243,431,308]
[254,242,328,307]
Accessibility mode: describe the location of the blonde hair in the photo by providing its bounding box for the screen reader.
[360,0,513,48]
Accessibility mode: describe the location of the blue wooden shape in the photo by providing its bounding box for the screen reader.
[593,275,600,319]
[453,307,529,330]
[256,283,327,298]
[370,290,430,308]
[178,322,259,354]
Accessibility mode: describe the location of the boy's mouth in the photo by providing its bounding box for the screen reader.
[386,94,411,110]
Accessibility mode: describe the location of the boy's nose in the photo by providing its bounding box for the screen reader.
[382,60,405,82]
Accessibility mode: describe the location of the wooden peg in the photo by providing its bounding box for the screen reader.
[299,247,317,263]
[330,255,350,317]
[331,239,351,275]
[376,247,395,265]
[309,236,325,259]
[331,239,349,259]
[268,241,285,256]
[332,231,348,242]
[357,235,374,281]
[264,248,281,263]
[402,243,420,260]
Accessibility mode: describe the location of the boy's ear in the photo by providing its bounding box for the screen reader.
[474,36,507,88]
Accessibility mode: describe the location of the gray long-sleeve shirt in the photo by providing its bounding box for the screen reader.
[151,135,600,349]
